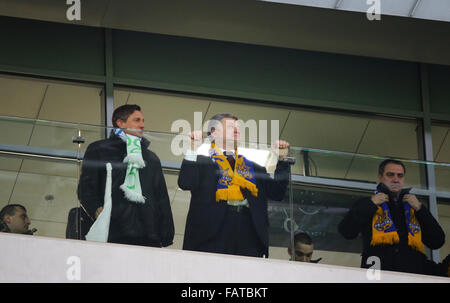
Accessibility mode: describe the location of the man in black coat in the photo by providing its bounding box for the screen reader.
[178,113,290,258]
[338,159,445,275]
[77,104,174,247]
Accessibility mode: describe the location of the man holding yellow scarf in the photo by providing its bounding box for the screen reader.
[178,113,290,258]
[338,159,445,275]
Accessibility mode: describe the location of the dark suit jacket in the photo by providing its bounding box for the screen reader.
[77,133,175,247]
[178,154,289,255]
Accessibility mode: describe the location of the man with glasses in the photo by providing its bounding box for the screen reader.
[338,159,445,275]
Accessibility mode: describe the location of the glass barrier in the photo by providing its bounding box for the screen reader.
[0,116,449,277]
[0,153,80,239]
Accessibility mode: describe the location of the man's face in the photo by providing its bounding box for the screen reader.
[211,117,240,148]
[117,110,145,137]
[4,207,30,234]
[291,242,314,262]
[378,163,405,194]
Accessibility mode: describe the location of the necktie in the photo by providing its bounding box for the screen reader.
[224,151,235,169]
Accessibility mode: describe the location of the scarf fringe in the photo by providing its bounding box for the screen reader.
[123,154,146,168]
[408,233,424,253]
[120,184,146,204]
[371,232,400,247]
[216,186,244,202]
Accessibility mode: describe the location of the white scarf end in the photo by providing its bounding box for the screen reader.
[120,184,146,204]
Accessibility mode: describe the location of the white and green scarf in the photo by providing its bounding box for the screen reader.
[115,129,146,204]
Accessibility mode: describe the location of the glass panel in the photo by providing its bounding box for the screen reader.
[0,153,80,239]
[290,146,428,190]
[431,123,450,194]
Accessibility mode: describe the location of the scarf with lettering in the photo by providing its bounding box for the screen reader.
[114,129,146,204]
[209,142,258,202]
[370,187,423,253]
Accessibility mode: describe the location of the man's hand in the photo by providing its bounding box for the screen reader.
[189,130,203,150]
[273,140,290,160]
[95,207,103,219]
[371,193,389,206]
[403,194,422,211]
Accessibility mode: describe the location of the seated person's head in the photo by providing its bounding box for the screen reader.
[288,232,314,262]
[0,204,30,234]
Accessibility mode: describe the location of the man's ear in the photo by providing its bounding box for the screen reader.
[3,215,11,224]
[116,119,125,129]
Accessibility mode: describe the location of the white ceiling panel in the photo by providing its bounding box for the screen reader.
[127,90,211,134]
[434,129,450,163]
[170,189,190,236]
[20,159,79,179]
[32,220,67,239]
[113,89,131,109]
[345,156,424,189]
[435,166,450,193]
[38,82,103,125]
[0,157,22,172]
[431,125,449,161]
[10,173,79,223]
[28,124,102,153]
[357,118,419,159]
[0,170,18,207]
[27,125,80,152]
[281,110,368,152]
[0,75,47,118]
[0,120,34,146]
[306,151,354,179]
[438,202,450,217]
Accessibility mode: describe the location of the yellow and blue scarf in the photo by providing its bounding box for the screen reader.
[209,143,258,202]
[371,194,423,253]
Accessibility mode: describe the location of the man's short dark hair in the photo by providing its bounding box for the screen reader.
[293,232,313,246]
[0,204,26,221]
[112,104,141,128]
[207,113,238,135]
[378,159,406,176]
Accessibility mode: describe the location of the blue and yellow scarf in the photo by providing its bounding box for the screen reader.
[209,143,258,202]
[371,192,423,253]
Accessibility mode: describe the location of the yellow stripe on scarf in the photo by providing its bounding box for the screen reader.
[371,205,424,253]
[211,144,258,202]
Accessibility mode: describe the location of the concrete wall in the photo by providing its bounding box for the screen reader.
[0,233,448,283]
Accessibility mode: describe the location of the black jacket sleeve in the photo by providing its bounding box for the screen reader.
[261,161,290,201]
[338,198,378,240]
[415,205,445,250]
[77,143,106,220]
[177,158,201,191]
[153,158,175,247]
